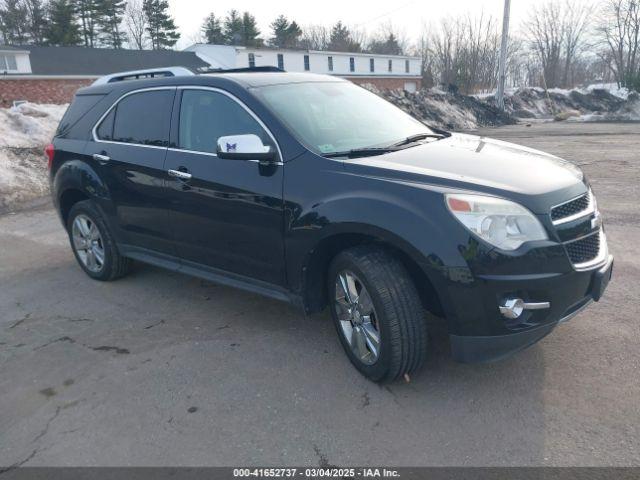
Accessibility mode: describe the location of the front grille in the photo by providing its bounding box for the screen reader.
[551,192,591,222]
[565,231,601,265]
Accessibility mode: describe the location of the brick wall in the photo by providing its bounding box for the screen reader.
[0,76,422,107]
[344,76,422,91]
[0,78,94,107]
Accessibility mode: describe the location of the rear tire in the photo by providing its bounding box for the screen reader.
[66,200,131,281]
[328,245,428,383]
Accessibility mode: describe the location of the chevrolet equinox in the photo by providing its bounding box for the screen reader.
[48,68,613,382]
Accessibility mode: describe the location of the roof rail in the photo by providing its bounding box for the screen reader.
[92,66,195,86]
[198,66,284,74]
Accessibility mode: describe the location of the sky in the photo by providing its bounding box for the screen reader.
[168,0,590,50]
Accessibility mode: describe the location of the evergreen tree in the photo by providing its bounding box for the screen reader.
[0,0,29,44]
[98,0,126,48]
[45,0,81,45]
[270,14,301,49]
[284,20,301,48]
[24,0,47,44]
[142,0,179,49]
[241,11,261,47]
[223,9,242,45]
[201,12,223,44]
[327,21,361,52]
[368,32,403,55]
[270,15,287,47]
[74,0,101,47]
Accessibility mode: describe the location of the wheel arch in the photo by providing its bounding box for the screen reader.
[300,224,445,318]
[59,188,90,225]
[52,159,111,226]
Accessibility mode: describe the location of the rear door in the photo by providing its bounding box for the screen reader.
[163,87,285,285]
[86,88,176,254]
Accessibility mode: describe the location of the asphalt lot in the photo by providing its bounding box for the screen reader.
[1,122,639,467]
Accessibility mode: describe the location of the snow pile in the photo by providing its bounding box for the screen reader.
[0,103,67,211]
[579,83,631,100]
[363,84,515,130]
[482,86,640,122]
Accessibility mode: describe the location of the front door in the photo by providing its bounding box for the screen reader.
[164,88,285,286]
[87,88,176,255]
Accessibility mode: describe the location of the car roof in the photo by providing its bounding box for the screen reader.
[76,71,345,96]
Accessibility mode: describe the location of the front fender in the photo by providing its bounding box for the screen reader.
[283,156,492,325]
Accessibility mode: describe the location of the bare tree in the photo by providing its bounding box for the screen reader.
[525,0,590,88]
[124,0,147,49]
[347,24,368,52]
[596,0,640,87]
[561,1,590,86]
[299,24,329,50]
[429,18,459,88]
[422,14,501,93]
[463,14,501,92]
[504,37,529,87]
[414,27,435,88]
[525,2,565,87]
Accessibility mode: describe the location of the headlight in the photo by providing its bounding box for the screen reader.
[445,194,548,251]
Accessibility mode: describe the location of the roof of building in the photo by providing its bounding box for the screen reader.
[0,45,29,53]
[186,43,422,60]
[12,46,210,76]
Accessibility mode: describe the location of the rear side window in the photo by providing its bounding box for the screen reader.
[178,89,271,154]
[96,90,173,147]
[96,109,115,140]
[56,94,105,136]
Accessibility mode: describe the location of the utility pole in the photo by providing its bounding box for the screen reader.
[496,0,511,110]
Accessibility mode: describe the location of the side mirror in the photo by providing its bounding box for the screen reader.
[216,134,276,162]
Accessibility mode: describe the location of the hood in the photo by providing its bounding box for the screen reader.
[344,133,586,212]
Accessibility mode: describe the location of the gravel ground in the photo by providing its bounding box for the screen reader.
[0,122,638,467]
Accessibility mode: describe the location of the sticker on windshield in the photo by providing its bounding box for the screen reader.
[318,144,335,153]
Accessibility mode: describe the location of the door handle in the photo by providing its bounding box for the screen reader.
[93,153,110,163]
[168,169,192,181]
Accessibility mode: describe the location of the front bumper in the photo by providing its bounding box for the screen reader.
[450,254,613,363]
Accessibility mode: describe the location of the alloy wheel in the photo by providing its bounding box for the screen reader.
[71,214,105,273]
[334,270,381,365]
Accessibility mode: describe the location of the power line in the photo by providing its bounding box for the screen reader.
[353,0,417,27]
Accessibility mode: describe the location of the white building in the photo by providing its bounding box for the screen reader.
[0,46,32,74]
[185,44,422,92]
[0,45,209,107]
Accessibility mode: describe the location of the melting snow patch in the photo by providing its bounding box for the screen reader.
[0,103,67,210]
[481,85,639,121]
[363,84,514,130]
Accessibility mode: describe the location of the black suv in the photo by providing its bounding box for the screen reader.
[48,69,613,382]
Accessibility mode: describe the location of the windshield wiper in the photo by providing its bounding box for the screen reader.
[323,131,450,159]
[391,132,446,147]
[323,147,400,159]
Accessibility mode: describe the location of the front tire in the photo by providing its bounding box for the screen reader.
[328,245,428,383]
[66,200,131,281]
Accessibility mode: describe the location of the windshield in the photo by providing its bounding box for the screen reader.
[253,82,434,156]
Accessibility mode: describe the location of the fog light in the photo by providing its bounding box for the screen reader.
[499,298,550,319]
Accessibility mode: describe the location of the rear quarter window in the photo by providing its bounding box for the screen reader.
[56,94,105,137]
[96,108,115,141]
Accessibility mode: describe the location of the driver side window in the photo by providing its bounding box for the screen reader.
[178,89,271,155]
